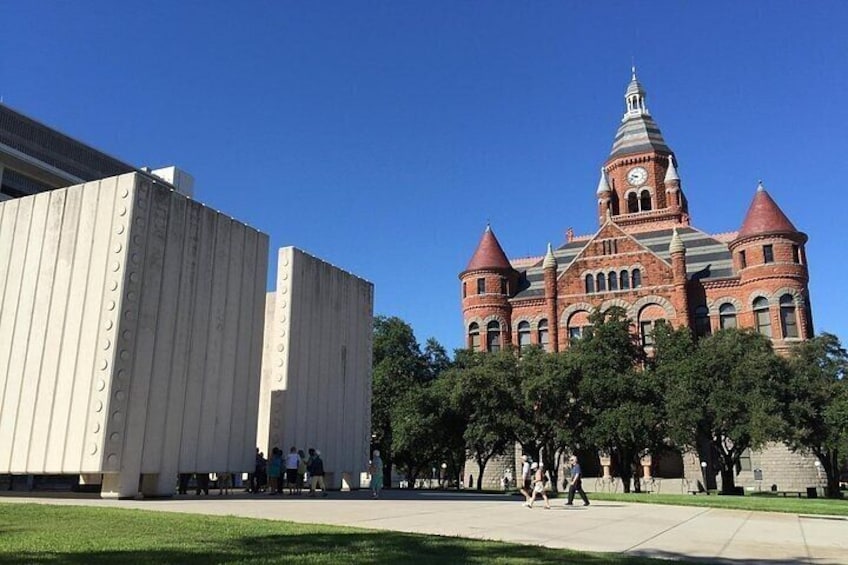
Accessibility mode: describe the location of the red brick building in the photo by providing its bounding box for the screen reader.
[458,70,820,492]
[460,70,811,356]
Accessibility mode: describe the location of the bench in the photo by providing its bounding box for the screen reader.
[775,491,804,498]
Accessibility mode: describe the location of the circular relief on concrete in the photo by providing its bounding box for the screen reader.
[102,339,111,351]
[281,286,288,295]
[277,344,283,352]
[280,330,286,337]
[107,300,116,311]
[99,359,108,371]
[272,419,281,428]
[120,350,130,361]
[135,217,145,227]
[112,411,123,423]
[123,310,135,321]
[276,374,283,382]
[94,400,103,413]
[121,187,129,198]
[131,253,140,265]
[107,453,118,464]
[118,206,127,217]
[282,257,289,266]
[110,280,119,291]
[129,272,139,283]
[122,330,132,341]
[96,379,106,391]
[277,358,284,367]
[92,422,101,433]
[89,443,98,455]
[282,273,288,280]
[280,300,287,308]
[116,225,125,235]
[280,315,287,323]
[111,262,121,272]
[105,320,113,331]
[110,433,120,442]
[113,243,123,253]
[115,390,126,401]
[133,235,143,245]
[116,369,127,380]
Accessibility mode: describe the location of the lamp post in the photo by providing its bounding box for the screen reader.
[700,461,708,495]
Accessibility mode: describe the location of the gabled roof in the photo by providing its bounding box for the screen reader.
[464,225,513,273]
[737,183,799,239]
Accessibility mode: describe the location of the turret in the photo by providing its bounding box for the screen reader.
[459,225,517,351]
[668,228,690,327]
[596,168,612,224]
[729,182,811,345]
[542,243,559,352]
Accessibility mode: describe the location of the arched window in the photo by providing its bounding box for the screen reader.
[753,297,772,337]
[780,294,799,338]
[468,322,480,350]
[585,274,595,294]
[486,321,501,352]
[627,192,639,213]
[517,321,531,351]
[694,305,711,337]
[631,268,642,288]
[620,270,630,290]
[596,273,606,292]
[640,190,652,211]
[608,272,618,291]
[719,303,737,329]
[537,319,550,351]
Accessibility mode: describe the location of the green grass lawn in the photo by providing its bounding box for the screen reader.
[0,503,664,565]
[583,491,848,516]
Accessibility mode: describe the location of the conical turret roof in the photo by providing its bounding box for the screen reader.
[737,182,799,239]
[464,225,513,272]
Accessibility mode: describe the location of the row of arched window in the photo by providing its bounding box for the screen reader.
[469,293,802,352]
[585,269,641,294]
[692,294,799,339]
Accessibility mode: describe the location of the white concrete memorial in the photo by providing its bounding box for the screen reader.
[0,173,269,498]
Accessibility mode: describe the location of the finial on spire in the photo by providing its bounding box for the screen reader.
[631,64,637,81]
[756,180,765,192]
[543,243,557,269]
[596,167,611,195]
[669,227,685,254]
[664,154,680,182]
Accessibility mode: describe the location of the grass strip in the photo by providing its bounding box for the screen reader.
[584,491,848,516]
[0,502,665,564]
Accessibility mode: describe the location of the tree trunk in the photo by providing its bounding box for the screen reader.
[475,456,491,491]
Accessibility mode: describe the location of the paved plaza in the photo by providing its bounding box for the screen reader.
[2,490,846,563]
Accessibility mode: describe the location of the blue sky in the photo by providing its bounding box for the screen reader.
[3,1,846,352]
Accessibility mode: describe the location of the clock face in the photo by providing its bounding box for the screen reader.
[627,166,648,186]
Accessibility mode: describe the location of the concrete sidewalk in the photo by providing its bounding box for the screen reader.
[2,490,846,563]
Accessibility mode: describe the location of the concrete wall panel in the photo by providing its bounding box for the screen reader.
[260,247,372,488]
[0,173,268,497]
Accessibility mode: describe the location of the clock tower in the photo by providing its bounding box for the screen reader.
[596,68,689,231]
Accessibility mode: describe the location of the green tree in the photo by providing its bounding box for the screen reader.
[660,328,787,494]
[783,333,848,498]
[513,347,581,492]
[448,350,522,490]
[371,316,427,485]
[572,307,665,493]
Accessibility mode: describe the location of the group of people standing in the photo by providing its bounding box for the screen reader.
[519,454,590,509]
[252,446,327,497]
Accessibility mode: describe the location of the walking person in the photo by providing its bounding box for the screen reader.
[565,455,590,506]
[296,449,308,495]
[268,447,283,495]
[308,449,328,497]
[526,462,551,509]
[518,454,532,504]
[369,450,384,498]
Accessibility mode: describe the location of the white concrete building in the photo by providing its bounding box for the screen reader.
[0,173,269,498]
[259,247,373,489]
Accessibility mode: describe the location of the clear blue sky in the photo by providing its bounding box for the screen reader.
[3,2,846,352]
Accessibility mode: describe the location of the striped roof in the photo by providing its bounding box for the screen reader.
[510,226,735,300]
[609,113,670,159]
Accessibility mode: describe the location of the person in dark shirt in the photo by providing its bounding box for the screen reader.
[565,455,590,506]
